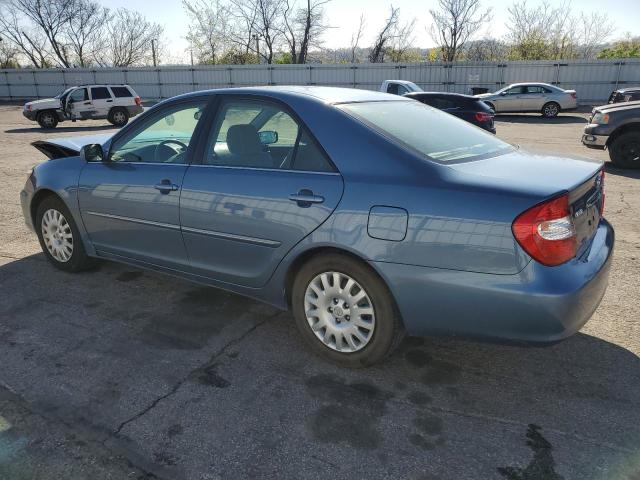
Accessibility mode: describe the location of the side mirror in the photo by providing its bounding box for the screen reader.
[259,130,278,145]
[80,144,104,162]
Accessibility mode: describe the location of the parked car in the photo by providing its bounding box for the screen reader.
[475,83,577,117]
[21,87,613,367]
[404,92,496,133]
[380,80,423,96]
[23,84,143,129]
[607,87,640,104]
[582,100,640,168]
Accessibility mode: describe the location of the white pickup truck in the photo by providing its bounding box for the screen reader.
[23,84,144,129]
[380,80,423,96]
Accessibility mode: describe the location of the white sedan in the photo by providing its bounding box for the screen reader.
[475,83,578,117]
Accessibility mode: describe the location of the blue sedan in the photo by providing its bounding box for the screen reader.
[20,87,613,367]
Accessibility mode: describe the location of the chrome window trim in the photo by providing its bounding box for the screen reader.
[188,163,341,176]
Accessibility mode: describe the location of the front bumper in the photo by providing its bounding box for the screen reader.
[20,176,35,232]
[22,110,37,121]
[582,124,611,149]
[374,219,614,343]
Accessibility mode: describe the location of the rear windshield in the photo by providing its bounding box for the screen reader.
[339,100,512,163]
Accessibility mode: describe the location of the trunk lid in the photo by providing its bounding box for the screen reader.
[447,149,605,253]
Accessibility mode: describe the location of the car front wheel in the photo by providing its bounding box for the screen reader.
[292,253,404,367]
[36,196,94,272]
[609,132,640,169]
[37,111,58,129]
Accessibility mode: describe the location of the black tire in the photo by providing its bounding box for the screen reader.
[37,110,59,129]
[291,253,404,368]
[541,102,560,118]
[608,132,640,169]
[108,107,129,127]
[35,195,95,272]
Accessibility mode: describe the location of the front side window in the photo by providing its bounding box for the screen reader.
[109,101,206,164]
[69,88,88,103]
[339,100,513,163]
[506,86,526,95]
[91,87,111,100]
[205,100,334,172]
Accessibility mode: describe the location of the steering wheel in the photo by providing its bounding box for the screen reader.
[154,139,188,163]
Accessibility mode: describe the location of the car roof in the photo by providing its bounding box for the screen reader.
[616,87,640,93]
[166,86,409,106]
[405,91,477,100]
[507,82,558,88]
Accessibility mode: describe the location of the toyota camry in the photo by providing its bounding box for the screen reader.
[20,86,613,367]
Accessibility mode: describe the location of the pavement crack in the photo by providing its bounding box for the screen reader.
[114,313,278,436]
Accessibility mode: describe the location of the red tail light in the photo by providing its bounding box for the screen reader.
[512,194,577,266]
[570,92,577,99]
[475,112,492,122]
[135,96,142,106]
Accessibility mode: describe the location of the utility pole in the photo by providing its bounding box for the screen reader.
[151,39,157,67]
[252,34,260,63]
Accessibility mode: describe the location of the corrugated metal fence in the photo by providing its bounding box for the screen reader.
[1,59,639,104]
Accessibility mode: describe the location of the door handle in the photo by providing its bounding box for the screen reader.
[106,99,113,103]
[83,101,91,105]
[154,179,179,194]
[289,189,324,207]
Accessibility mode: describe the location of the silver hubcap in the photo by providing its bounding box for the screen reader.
[114,111,125,123]
[304,271,375,353]
[545,104,558,116]
[42,114,54,126]
[41,209,73,262]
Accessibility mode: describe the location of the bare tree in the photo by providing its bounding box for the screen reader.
[387,15,416,62]
[429,0,492,62]
[282,0,330,64]
[0,36,21,68]
[66,0,110,67]
[575,12,615,59]
[232,0,283,64]
[0,4,51,67]
[349,14,365,63]
[104,9,164,67]
[462,38,508,61]
[369,5,399,63]
[11,0,77,67]
[184,0,233,64]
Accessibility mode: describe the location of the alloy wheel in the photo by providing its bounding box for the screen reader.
[113,111,126,124]
[41,208,73,262]
[544,103,558,117]
[304,271,376,353]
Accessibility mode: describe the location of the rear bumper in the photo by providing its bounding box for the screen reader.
[126,105,144,117]
[373,219,614,343]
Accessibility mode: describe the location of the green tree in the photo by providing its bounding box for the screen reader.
[597,36,640,59]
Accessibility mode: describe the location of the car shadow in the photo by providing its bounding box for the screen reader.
[495,114,587,125]
[5,124,117,134]
[1,253,639,478]
[605,162,640,179]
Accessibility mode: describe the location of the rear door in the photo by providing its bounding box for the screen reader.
[521,85,547,111]
[89,86,113,117]
[180,96,344,287]
[66,88,93,119]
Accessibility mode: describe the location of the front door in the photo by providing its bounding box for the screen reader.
[78,98,209,269]
[494,86,526,112]
[180,97,344,287]
[66,87,93,119]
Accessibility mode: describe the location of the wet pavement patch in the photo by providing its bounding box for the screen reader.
[305,374,393,450]
[405,349,462,385]
[497,424,564,480]
[192,364,231,388]
[407,391,432,406]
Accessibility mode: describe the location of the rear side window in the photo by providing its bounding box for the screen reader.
[91,87,111,100]
[339,100,512,163]
[110,86,133,98]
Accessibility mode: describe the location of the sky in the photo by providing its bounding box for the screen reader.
[104,0,640,63]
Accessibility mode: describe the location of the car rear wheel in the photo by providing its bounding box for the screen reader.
[609,132,640,169]
[35,196,94,272]
[541,102,560,118]
[108,107,129,127]
[37,111,58,129]
[292,253,404,367]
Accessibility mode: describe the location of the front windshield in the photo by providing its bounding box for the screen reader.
[339,100,513,163]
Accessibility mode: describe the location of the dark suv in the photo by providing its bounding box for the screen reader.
[404,92,496,133]
[582,100,640,168]
[607,87,640,104]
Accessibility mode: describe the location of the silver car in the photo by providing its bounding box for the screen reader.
[475,83,578,117]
